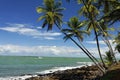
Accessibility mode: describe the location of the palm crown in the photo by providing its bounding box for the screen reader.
[62,17,88,41]
[36,0,64,31]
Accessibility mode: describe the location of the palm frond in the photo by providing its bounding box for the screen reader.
[38,15,46,21]
[36,7,46,13]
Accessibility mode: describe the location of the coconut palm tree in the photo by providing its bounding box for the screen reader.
[96,0,119,63]
[36,0,105,73]
[62,17,87,41]
[78,0,106,68]
[97,0,120,25]
[98,20,117,63]
[36,0,64,31]
[115,44,120,53]
[104,51,114,66]
[62,17,99,62]
[62,16,105,73]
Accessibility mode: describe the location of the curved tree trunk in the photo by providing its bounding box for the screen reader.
[81,0,106,69]
[93,27,106,69]
[97,23,117,64]
[56,26,105,74]
[77,37,99,62]
[104,37,117,63]
[65,33,105,73]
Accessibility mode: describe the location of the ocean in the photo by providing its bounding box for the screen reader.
[0,56,93,80]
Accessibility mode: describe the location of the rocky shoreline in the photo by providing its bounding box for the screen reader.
[25,65,103,80]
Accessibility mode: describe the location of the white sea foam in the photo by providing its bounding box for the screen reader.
[0,62,93,80]
[36,62,93,74]
[76,62,93,65]
[38,56,43,59]
[37,64,92,74]
[0,75,37,80]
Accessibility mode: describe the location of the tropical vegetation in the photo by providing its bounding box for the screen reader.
[36,0,120,74]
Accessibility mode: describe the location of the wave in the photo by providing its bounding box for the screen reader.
[0,75,37,80]
[37,62,93,74]
[76,62,93,65]
[36,65,90,74]
[37,56,43,59]
[0,62,93,80]
[0,65,90,80]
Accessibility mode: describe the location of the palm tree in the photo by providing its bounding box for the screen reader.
[62,17,87,41]
[96,0,119,63]
[62,17,99,62]
[97,0,120,25]
[114,32,120,53]
[115,44,120,53]
[37,0,106,73]
[78,0,106,68]
[98,20,117,63]
[62,16,105,72]
[104,51,114,66]
[36,0,64,31]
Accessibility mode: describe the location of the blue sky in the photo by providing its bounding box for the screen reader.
[0,0,118,57]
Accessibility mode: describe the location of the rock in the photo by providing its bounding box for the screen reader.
[25,65,103,80]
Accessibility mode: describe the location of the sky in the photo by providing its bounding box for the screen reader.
[0,0,118,57]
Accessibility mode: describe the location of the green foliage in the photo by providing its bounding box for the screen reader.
[99,0,120,24]
[36,0,120,72]
[62,17,88,42]
[36,0,64,31]
[104,51,114,66]
[115,44,120,53]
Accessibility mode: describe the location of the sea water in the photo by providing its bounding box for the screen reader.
[0,56,93,80]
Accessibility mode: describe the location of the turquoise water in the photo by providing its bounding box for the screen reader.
[0,56,92,77]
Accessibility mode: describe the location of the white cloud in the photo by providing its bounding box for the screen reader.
[85,40,116,54]
[0,44,83,57]
[86,40,114,45]
[0,23,62,40]
[0,44,118,57]
[86,41,105,45]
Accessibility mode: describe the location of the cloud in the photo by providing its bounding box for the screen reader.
[0,44,118,57]
[86,40,114,45]
[0,23,62,40]
[0,44,83,57]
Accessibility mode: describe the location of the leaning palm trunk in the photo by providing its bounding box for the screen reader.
[97,23,117,63]
[78,37,106,70]
[102,36,117,63]
[81,0,107,69]
[64,33,105,73]
[106,38,117,63]
[77,37,99,62]
[93,27,106,69]
[56,26,105,74]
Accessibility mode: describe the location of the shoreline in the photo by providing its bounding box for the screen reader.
[0,63,94,80]
[2,62,120,80]
[25,62,120,80]
[25,64,103,80]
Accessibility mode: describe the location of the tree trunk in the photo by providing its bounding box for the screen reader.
[93,27,106,69]
[57,26,105,74]
[104,36,117,63]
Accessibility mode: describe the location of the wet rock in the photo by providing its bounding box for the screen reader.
[25,65,103,80]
